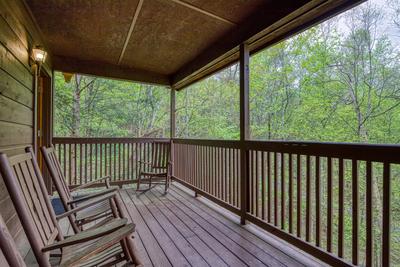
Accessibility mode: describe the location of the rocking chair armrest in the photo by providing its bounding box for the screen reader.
[56,192,117,220]
[67,187,118,204]
[70,175,111,192]
[59,224,135,267]
[42,218,130,252]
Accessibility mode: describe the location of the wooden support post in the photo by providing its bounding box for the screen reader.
[239,43,249,225]
[170,87,176,179]
[170,87,176,139]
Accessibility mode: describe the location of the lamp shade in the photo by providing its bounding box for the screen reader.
[32,47,47,63]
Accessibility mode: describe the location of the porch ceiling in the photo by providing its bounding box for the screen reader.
[25,0,362,89]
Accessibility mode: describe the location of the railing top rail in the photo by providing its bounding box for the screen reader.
[173,138,400,163]
[172,138,240,148]
[53,137,400,163]
[245,140,400,163]
[52,137,170,144]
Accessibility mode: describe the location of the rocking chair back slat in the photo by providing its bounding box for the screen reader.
[152,142,170,169]
[40,146,79,233]
[42,146,72,203]
[0,147,63,267]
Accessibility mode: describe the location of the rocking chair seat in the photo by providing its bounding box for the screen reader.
[59,224,135,267]
[62,243,122,267]
[75,201,112,221]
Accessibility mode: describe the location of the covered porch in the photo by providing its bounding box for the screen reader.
[0,0,398,266]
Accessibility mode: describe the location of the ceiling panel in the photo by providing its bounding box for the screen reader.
[26,0,140,64]
[120,0,234,75]
[181,0,266,24]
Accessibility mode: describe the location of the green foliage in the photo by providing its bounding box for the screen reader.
[54,75,169,137]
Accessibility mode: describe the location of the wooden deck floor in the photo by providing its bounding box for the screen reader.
[25,184,325,266]
[119,184,324,267]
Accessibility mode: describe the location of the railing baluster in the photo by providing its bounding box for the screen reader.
[306,155,310,241]
[382,162,390,267]
[63,143,66,180]
[267,151,271,223]
[249,150,253,214]
[207,146,210,194]
[89,143,92,182]
[338,158,344,257]
[118,143,122,181]
[366,161,372,267]
[79,143,82,185]
[261,151,266,221]
[315,156,320,247]
[225,148,228,203]
[215,147,218,198]
[68,143,72,185]
[327,157,332,252]
[289,153,293,234]
[274,152,278,226]
[229,148,233,205]
[122,142,126,180]
[99,143,103,177]
[352,159,358,265]
[113,143,116,181]
[281,153,285,230]
[84,143,88,184]
[256,151,260,218]
[297,154,302,238]
[95,143,98,180]
[74,143,77,185]
[110,142,113,180]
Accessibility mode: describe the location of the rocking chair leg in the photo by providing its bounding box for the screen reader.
[136,179,140,191]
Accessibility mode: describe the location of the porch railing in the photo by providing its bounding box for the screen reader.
[173,138,400,267]
[52,137,169,187]
[53,137,400,266]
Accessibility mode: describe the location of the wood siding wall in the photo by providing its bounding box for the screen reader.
[0,0,51,258]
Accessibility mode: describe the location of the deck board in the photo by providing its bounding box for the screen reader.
[24,184,324,266]
[165,186,319,267]
[121,184,325,267]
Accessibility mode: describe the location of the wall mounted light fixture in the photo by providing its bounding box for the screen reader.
[32,46,47,64]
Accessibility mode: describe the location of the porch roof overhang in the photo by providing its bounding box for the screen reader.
[25,0,363,90]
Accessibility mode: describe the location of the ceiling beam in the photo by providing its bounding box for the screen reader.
[118,0,144,64]
[171,0,363,90]
[53,56,170,86]
[170,0,236,26]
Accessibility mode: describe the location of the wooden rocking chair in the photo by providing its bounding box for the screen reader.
[0,213,26,267]
[0,149,142,266]
[136,141,172,192]
[41,145,120,234]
